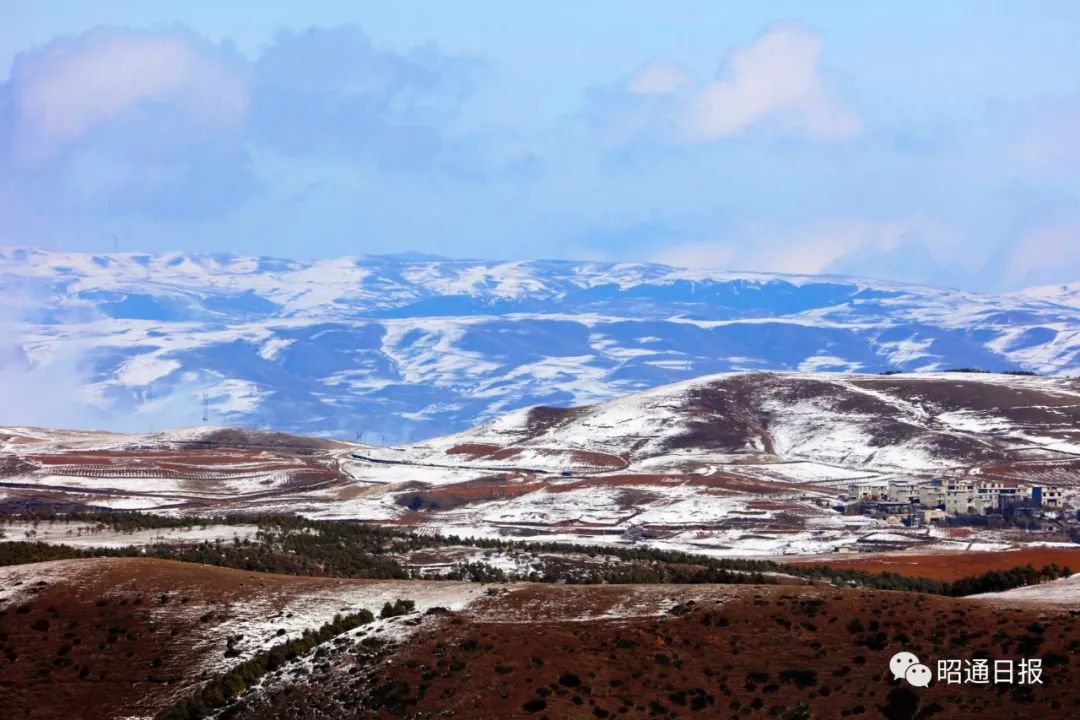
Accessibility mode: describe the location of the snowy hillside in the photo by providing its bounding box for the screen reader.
[1020,281,1080,309]
[4,372,1078,556]
[1,248,1078,440]
[403,371,1080,472]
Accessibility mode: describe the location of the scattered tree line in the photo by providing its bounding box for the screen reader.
[944,368,1038,376]
[797,562,1072,597]
[0,540,95,566]
[0,512,1072,597]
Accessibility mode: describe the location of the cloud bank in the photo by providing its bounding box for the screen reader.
[0,17,1076,292]
[0,24,480,220]
[599,25,859,146]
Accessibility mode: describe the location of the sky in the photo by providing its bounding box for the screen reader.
[2,2,1080,291]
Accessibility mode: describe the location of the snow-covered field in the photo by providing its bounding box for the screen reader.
[0,521,260,548]
[970,573,1080,606]
[192,578,486,666]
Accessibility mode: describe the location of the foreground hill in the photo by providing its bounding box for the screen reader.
[3,248,1079,440]
[1,557,1076,720]
[2,371,1078,557]
[325,583,1080,720]
[0,557,484,720]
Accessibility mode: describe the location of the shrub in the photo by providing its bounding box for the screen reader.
[558,672,582,688]
[779,669,818,689]
[523,698,547,713]
[380,599,416,619]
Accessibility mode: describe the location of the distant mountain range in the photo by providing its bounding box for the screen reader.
[1,248,1078,440]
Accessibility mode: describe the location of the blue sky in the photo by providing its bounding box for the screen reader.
[2,2,1080,290]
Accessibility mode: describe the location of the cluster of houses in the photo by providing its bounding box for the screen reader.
[842,477,1064,524]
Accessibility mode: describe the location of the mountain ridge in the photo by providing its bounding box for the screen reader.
[1,248,1078,441]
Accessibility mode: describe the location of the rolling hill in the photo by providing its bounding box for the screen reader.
[3,371,1078,557]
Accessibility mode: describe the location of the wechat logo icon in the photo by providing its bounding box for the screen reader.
[890,651,932,688]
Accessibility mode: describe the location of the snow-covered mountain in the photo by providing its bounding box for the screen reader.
[1020,281,1080,309]
[2,247,1078,440]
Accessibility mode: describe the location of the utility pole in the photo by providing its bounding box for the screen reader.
[202,393,209,424]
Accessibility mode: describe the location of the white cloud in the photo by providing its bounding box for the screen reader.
[1003,220,1080,288]
[8,27,249,165]
[611,25,859,144]
[680,25,858,141]
[765,231,863,275]
[1013,99,1080,177]
[651,222,880,276]
[652,241,736,269]
[652,218,964,281]
[0,24,480,220]
[627,60,693,95]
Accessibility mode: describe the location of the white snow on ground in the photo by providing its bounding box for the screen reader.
[879,336,935,365]
[19,469,306,501]
[208,379,266,415]
[258,337,294,361]
[631,492,749,525]
[651,529,864,557]
[24,474,257,496]
[403,547,543,578]
[407,480,783,533]
[1019,281,1080,309]
[798,355,862,372]
[290,488,403,521]
[969,572,1080,606]
[339,458,487,486]
[4,249,1080,447]
[936,411,1013,434]
[762,395,944,471]
[474,486,632,525]
[737,461,878,484]
[90,497,181,511]
[118,354,181,386]
[965,541,1021,552]
[1035,439,1080,456]
[193,579,487,669]
[859,532,924,544]
[0,558,488,680]
[765,399,867,463]
[415,375,709,461]
[2,522,259,548]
